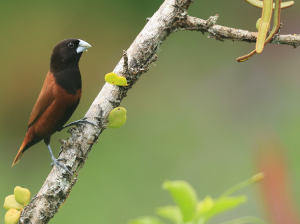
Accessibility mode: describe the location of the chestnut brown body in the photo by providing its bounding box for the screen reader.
[12,39,91,167]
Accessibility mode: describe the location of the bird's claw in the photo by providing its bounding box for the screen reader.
[78,119,97,127]
[61,118,97,130]
[51,157,73,175]
[50,158,66,166]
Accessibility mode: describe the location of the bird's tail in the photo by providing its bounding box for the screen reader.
[12,140,27,167]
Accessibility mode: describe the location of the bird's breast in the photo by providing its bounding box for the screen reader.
[53,67,82,95]
[33,85,81,137]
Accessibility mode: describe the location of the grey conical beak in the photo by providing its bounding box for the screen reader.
[77,39,92,53]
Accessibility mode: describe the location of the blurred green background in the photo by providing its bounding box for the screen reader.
[1,0,300,223]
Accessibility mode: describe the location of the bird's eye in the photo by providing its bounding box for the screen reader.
[68,43,75,48]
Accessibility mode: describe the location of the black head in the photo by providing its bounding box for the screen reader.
[50,39,91,73]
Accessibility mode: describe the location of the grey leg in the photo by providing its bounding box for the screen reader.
[47,144,72,175]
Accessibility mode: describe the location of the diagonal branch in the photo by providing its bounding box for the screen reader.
[18,0,300,223]
[19,0,193,223]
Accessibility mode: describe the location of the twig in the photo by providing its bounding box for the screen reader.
[173,15,300,48]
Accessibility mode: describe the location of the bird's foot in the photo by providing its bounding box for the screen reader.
[50,157,66,165]
[50,156,73,175]
[60,117,97,130]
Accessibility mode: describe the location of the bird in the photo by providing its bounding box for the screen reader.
[12,39,92,174]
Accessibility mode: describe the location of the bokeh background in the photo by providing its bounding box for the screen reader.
[0,0,300,223]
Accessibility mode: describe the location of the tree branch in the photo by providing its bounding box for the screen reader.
[18,0,300,223]
[173,15,300,48]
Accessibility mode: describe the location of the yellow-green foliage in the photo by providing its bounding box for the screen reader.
[105,72,128,86]
[14,186,30,206]
[128,174,266,224]
[3,195,23,211]
[3,186,31,224]
[4,209,21,224]
[107,107,127,129]
[256,18,261,30]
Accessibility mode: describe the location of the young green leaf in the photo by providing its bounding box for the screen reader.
[245,0,294,9]
[198,196,214,215]
[107,107,127,129]
[236,50,257,62]
[4,209,21,224]
[3,195,24,211]
[14,186,30,206]
[237,0,282,62]
[256,18,261,30]
[203,196,248,222]
[105,72,128,86]
[128,216,164,224]
[162,180,197,223]
[156,206,182,224]
[264,0,281,45]
[221,173,264,198]
[256,0,273,53]
[196,174,263,223]
[220,216,267,224]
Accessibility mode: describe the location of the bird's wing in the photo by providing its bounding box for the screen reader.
[28,72,56,128]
